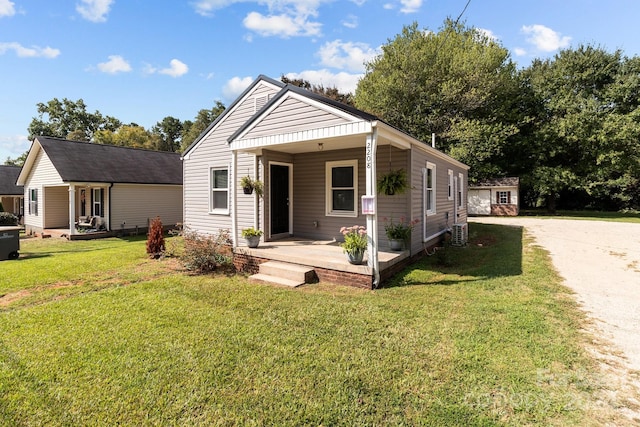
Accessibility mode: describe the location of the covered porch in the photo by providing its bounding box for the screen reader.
[42,183,111,238]
[233,237,413,289]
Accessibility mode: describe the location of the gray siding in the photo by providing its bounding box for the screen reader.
[409,145,468,254]
[183,81,281,238]
[245,96,350,139]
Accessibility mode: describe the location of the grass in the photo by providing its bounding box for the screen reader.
[520,209,640,223]
[0,228,619,425]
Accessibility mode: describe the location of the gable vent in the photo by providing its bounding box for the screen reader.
[254,94,273,112]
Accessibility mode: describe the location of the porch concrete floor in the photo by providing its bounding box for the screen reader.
[236,238,408,275]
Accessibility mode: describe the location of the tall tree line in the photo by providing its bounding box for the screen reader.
[355,20,640,211]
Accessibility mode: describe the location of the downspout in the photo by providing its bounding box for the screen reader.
[365,127,380,288]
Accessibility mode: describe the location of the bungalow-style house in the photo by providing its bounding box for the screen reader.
[182,75,469,288]
[17,136,183,238]
[0,165,24,222]
[468,177,520,216]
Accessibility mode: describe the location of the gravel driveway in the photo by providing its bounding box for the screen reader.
[470,217,640,370]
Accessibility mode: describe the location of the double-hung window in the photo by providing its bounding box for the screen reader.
[326,160,357,217]
[457,173,464,208]
[92,188,104,217]
[29,188,38,216]
[448,169,454,201]
[210,167,229,214]
[424,162,436,216]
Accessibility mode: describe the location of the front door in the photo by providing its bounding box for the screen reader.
[270,163,290,237]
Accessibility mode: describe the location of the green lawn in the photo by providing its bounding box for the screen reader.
[0,227,619,425]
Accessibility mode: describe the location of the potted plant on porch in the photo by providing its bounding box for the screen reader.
[241,227,263,248]
[383,216,419,251]
[339,225,368,265]
[240,175,264,197]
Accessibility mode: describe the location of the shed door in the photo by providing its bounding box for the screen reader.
[468,189,491,215]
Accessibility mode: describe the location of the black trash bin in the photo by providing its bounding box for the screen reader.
[0,226,20,261]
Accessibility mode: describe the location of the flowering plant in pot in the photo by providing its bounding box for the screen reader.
[383,216,419,250]
[240,175,264,197]
[339,225,367,264]
[241,227,263,248]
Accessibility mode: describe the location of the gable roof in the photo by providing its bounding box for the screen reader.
[227,83,378,143]
[472,177,520,188]
[181,74,285,158]
[18,136,182,185]
[0,165,23,195]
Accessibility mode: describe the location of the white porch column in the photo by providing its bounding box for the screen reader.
[365,128,380,287]
[231,151,238,247]
[68,184,76,236]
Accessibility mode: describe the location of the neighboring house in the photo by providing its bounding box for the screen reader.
[182,75,469,288]
[17,136,183,238]
[468,177,519,216]
[0,165,24,222]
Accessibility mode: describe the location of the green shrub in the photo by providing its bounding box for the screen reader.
[181,228,233,273]
[0,212,18,226]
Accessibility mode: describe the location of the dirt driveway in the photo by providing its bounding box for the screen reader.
[470,217,640,370]
[470,217,640,421]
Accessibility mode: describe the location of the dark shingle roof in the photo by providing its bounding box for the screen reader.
[0,165,23,195]
[36,136,182,185]
[473,177,520,187]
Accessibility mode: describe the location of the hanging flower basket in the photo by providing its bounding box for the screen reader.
[377,169,408,195]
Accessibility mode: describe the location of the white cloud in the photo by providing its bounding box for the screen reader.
[318,40,378,73]
[341,14,358,29]
[521,24,571,52]
[349,0,366,5]
[0,0,15,17]
[222,76,254,100]
[0,42,60,58]
[193,0,329,38]
[243,11,321,37]
[0,134,30,159]
[76,0,114,23]
[514,47,527,56]
[399,0,422,13]
[97,55,131,74]
[476,28,498,42]
[159,59,189,77]
[285,69,361,93]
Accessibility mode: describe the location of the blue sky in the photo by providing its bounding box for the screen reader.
[1,0,639,161]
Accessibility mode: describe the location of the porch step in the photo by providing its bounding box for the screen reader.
[249,261,316,287]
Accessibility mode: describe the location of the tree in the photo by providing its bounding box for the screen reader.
[151,116,183,152]
[4,151,28,166]
[180,101,226,152]
[521,45,640,211]
[93,124,159,150]
[281,76,355,106]
[28,98,122,141]
[355,20,518,158]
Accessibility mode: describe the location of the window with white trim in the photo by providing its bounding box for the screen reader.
[326,160,358,217]
[448,169,454,200]
[29,188,38,216]
[424,162,436,216]
[92,188,104,217]
[497,191,511,204]
[210,167,229,213]
[458,173,464,208]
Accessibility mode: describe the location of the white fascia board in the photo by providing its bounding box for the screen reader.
[234,91,365,142]
[182,80,282,160]
[231,121,372,151]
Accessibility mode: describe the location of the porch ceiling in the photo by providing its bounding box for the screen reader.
[233,133,402,155]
